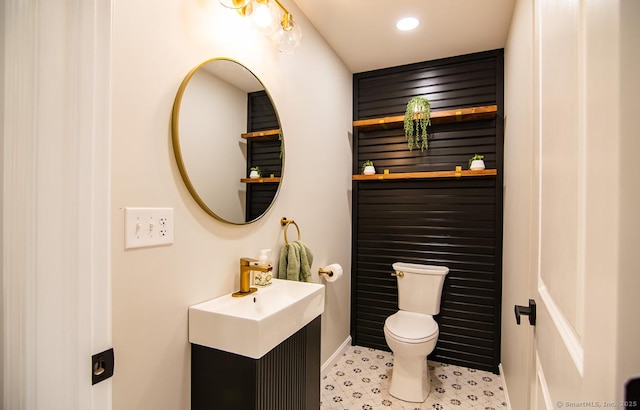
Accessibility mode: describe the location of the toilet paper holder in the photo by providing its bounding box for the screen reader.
[318,267,334,277]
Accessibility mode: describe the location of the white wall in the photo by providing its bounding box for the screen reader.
[111,1,352,409]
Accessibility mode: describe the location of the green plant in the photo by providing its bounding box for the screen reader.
[403,96,431,151]
[250,166,261,176]
[468,154,484,169]
[361,160,374,174]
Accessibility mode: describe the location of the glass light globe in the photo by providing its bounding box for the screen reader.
[251,0,279,35]
[272,14,302,53]
[219,0,250,9]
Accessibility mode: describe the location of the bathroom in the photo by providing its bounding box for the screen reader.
[2,1,639,409]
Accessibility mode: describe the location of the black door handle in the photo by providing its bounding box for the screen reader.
[514,299,536,326]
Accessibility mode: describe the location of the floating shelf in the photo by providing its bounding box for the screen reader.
[241,129,280,140]
[353,105,498,131]
[241,177,281,184]
[352,169,497,181]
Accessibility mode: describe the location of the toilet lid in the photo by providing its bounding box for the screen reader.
[385,311,438,343]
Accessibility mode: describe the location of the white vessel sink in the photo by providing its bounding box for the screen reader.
[189,279,325,359]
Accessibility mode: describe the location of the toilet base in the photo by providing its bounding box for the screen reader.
[388,354,431,403]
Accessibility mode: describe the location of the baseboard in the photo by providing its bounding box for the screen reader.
[321,336,352,378]
[498,363,512,410]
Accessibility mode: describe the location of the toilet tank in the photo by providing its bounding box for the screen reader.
[392,262,449,315]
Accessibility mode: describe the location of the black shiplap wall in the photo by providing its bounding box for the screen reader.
[352,50,504,373]
[246,91,281,221]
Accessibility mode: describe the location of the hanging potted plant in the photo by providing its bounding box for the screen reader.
[468,154,485,170]
[361,160,376,175]
[404,96,431,151]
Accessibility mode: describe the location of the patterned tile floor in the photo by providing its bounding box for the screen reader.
[321,346,507,410]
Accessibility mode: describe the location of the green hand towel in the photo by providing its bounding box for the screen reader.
[296,241,313,282]
[278,240,313,282]
[278,242,292,279]
[280,241,303,281]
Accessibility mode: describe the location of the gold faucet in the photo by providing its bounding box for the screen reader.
[232,257,273,297]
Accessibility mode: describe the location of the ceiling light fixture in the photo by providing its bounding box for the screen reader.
[219,0,250,9]
[396,17,420,31]
[220,0,302,54]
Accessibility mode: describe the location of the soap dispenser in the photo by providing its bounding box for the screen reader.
[258,249,270,266]
[254,249,272,286]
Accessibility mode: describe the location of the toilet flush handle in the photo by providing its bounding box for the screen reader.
[391,271,404,278]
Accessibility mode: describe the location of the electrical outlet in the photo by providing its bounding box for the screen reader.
[124,207,174,249]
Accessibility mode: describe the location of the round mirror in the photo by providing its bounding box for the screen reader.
[172,58,284,224]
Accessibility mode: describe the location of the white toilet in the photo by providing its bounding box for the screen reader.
[383,262,449,403]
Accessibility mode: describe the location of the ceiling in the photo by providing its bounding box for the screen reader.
[291,0,516,73]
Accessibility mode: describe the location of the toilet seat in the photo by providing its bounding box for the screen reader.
[384,311,438,344]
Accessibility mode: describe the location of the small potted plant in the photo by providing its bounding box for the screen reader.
[249,166,262,178]
[468,154,485,170]
[404,96,431,151]
[362,160,376,175]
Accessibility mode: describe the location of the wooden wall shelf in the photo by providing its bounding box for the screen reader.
[353,105,497,131]
[241,177,281,184]
[352,169,497,181]
[241,129,280,140]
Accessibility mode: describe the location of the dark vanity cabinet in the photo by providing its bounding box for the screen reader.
[191,316,321,410]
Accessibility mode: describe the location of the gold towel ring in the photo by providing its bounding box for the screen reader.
[280,217,301,244]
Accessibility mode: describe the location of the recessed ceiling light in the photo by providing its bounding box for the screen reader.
[396,17,420,31]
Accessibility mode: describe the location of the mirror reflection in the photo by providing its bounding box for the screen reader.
[172,58,283,224]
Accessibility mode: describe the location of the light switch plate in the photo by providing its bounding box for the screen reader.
[124,207,174,249]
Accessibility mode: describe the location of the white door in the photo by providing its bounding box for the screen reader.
[526,0,636,408]
[3,1,112,409]
[530,0,587,406]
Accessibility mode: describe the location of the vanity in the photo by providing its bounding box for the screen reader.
[189,279,325,410]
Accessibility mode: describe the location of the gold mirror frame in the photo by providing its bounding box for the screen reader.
[171,57,284,225]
